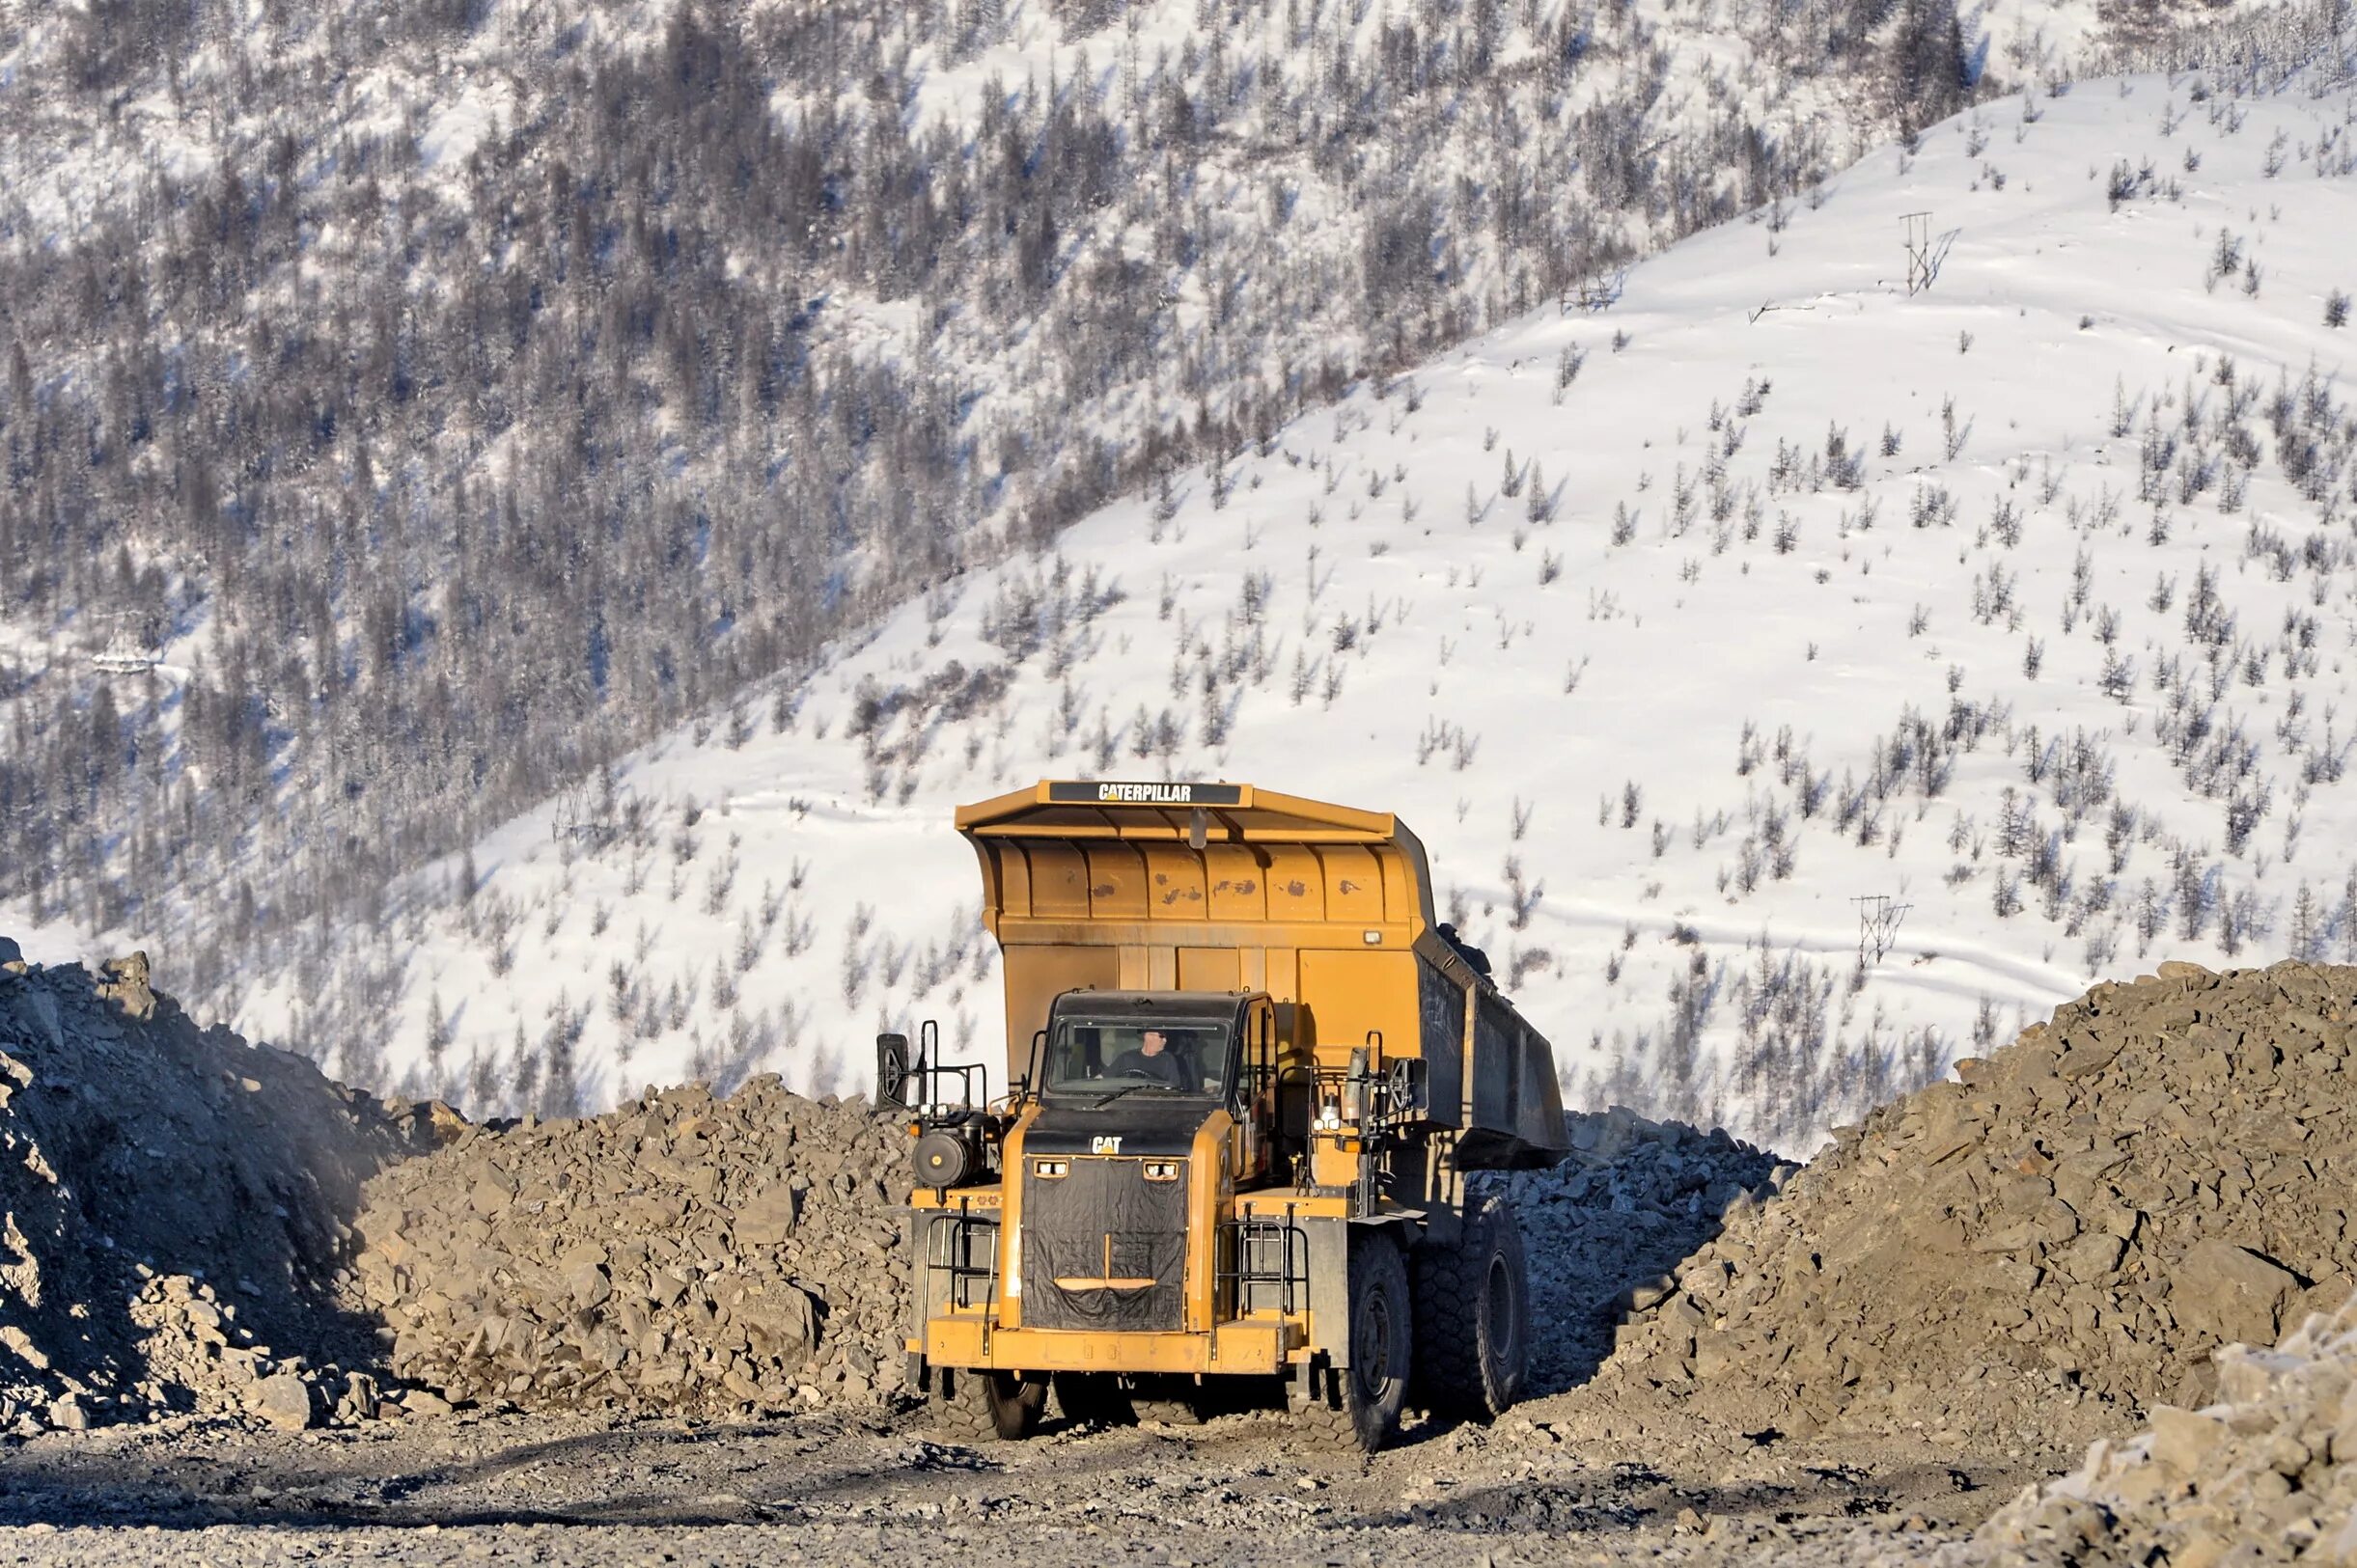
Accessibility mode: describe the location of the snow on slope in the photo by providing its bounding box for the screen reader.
[227,62,2357,1152]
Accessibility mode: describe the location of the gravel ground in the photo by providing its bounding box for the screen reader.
[0,1378,2056,1566]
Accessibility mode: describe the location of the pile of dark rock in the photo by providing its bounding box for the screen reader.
[0,940,443,1433]
[1603,960,2357,1448]
[1503,1107,1789,1395]
[349,1078,909,1417]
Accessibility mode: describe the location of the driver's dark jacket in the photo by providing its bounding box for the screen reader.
[1103,1048,1189,1090]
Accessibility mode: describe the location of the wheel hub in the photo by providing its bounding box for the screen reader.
[1485,1252,1518,1361]
[1353,1284,1394,1397]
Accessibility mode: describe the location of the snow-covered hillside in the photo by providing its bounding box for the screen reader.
[0,0,2290,989]
[30,38,2357,1153]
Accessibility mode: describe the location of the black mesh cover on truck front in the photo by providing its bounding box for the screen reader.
[1020,1158,1186,1332]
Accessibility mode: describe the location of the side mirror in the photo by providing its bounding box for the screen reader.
[1018,1029,1047,1102]
[875,1032,913,1110]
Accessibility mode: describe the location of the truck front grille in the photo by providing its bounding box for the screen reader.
[1020,1157,1186,1333]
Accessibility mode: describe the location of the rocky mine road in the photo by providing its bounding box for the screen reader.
[0,1379,2051,1567]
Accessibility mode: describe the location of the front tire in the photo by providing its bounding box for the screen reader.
[1412,1193,1530,1420]
[1295,1229,1411,1451]
[929,1365,1046,1441]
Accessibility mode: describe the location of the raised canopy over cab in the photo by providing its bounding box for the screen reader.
[956,781,1567,1169]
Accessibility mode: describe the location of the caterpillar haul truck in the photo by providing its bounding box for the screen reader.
[875,781,1568,1451]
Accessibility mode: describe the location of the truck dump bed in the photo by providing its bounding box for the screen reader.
[956,781,1567,1169]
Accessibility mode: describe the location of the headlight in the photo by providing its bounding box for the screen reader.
[1143,1161,1180,1182]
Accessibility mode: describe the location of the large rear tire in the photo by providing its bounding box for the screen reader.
[1411,1192,1530,1420]
[929,1365,1046,1441]
[1293,1229,1411,1451]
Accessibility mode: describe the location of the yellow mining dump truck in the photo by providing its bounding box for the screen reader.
[876,780,1567,1451]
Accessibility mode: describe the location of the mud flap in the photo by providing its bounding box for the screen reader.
[1299,1215,1352,1368]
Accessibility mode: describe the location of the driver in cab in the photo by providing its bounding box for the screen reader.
[1104,1028,1191,1091]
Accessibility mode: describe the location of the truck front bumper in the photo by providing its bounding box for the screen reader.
[917,1314,1307,1375]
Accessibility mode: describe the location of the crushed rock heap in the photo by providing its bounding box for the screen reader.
[0,941,445,1433]
[1604,959,2357,1448]
[349,1079,907,1417]
[1956,1294,2357,1568]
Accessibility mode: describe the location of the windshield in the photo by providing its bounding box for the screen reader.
[1043,1017,1234,1099]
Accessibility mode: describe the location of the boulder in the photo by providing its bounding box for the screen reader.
[2174,1239,2299,1348]
[248,1372,319,1432]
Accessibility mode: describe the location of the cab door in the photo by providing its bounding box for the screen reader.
[1231,996,1279,1187]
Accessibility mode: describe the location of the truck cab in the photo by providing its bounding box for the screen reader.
[1033,988,1278,1172]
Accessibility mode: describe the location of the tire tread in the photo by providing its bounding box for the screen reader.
[927,1367,1001,1441]
[1410,1193,1528,1421]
